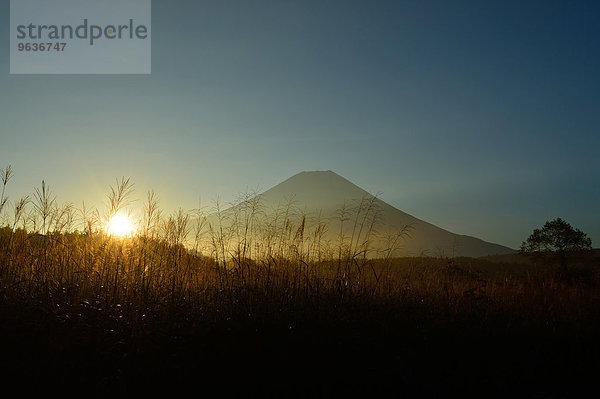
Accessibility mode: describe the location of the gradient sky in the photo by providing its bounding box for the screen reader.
[1,0,599,249]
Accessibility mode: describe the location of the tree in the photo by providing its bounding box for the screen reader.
[520,218,592,271]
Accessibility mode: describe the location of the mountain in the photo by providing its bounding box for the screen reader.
[205,171,515,258]
[252,171,515,257]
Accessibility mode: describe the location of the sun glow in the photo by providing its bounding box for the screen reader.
[107,214,135,238]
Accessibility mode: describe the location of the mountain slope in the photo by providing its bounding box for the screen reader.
[249,171,514,257]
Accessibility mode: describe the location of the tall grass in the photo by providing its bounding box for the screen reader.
[0,168,598,396]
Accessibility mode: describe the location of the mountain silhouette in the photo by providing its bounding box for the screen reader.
[207,171,515,257]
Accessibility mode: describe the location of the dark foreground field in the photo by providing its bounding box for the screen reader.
[0,231,599,398]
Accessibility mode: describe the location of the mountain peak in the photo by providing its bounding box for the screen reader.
[292,170,340,178]
[299,170,335,174]
[253,171,515,257]
[282,170,362,190]
[265,170,370,210]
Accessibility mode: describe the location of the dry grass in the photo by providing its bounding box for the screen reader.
[0,169,598,397]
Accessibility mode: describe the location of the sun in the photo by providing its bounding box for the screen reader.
[107,213,135,238]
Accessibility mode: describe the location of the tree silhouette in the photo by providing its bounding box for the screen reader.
[520,218,592,272]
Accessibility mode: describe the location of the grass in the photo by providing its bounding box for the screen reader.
[0,168,598,397]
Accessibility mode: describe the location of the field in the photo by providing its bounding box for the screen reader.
[0,175,598,397]
[1,230,599,397]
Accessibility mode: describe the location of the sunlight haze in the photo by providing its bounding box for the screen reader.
[1,0,598,248]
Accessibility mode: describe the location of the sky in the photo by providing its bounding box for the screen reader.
[0,0,599,249]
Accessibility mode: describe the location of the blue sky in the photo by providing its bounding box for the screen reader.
[1,0,599,248]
